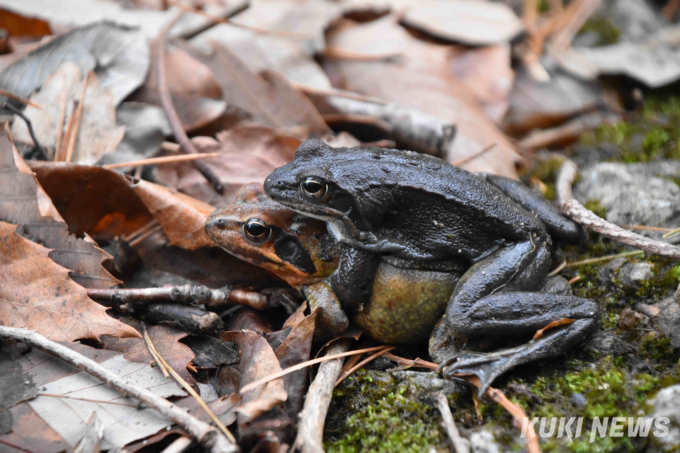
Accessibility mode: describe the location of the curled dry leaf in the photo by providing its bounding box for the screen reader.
[222,330,287,424]
[131,178,216,250]
[154,126,301,206]
[0,220,139,342]
[0,130,121,289]
[325,16,520,177]
[11,63,125,164]
[401,0,523,45]
[0,21,149,107]
[101,318,197,386]
[130,41,226,132]
[179,40,330,139]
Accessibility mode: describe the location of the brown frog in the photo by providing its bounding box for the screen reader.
[205,183,463,343]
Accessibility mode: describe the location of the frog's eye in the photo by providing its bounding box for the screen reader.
[243,219,272,244]
[300,177,328,200]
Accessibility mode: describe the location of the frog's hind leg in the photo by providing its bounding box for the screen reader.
[441,292,600,397]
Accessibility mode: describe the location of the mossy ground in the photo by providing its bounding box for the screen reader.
[324,97,680,453]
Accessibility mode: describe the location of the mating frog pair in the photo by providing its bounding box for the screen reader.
[207,140,601,394]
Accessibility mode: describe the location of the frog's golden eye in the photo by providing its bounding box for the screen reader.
[300,177,327,200]
[243,219,272,244]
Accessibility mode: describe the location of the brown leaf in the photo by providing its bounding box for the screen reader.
[101,318,196,386]
[449,45,514,123]
[0,220,140,342]
[29,162,154,240]
[325,16,520,177]
[0,129,121,288]
[130,41,226,132]
[11,63,125,164]
[131,178,216,250]
[154,126,302,206]
[400,0,523,45]
[222,330,287,424]
[179,40,330,139]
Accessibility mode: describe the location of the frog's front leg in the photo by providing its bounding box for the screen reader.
[329,245,382,314]
[441,237,600,396]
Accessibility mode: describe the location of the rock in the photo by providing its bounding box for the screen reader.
[646,385,680,452]
[597,257,627,286]
[637,298,680,349]
[588,330,631,356]
[573,161,680,240]
[570,393,587,409]
[618,262,653,289]
[470,430,500,453]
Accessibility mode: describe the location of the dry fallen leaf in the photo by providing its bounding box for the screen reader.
[11,63,125,164]
[154,126,301,207]
[180,40,330,139]
[130,40,226,132]
[401,0,523,46]
[0,219,139,342]
[0,129,121,288]
[0,21,149,107]
[325,15,520,177]
[222,330,287,424]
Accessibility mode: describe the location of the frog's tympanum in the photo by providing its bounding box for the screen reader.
[264,139,601,394]
[206,183,462,343]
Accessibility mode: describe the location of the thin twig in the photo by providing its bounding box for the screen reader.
[56,84,67,159]
[65,72,91,163]
[0,88,43,109]
[142,323,170,378]
[565,250,644,268]
[556,159,680,260]
[547,260,566,276]
[162,437,194,453]
[57,100,77,161]
[335,346,395,386]
[435,393,470,453]
[450,143,496,167]
[103,153,220,169]
[663,227,680,238]
[4,103,48,160]
[158,11,224,195]
[294,340,350,453]
[0,327,237,453]
[39,393,137,407]
[239,345,389,394]
[568,275,581,285]
[625,225,674,233]
[129,224,164,247]
[142,323,237,444]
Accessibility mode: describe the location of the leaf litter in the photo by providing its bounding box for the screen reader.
[4,0,678,451]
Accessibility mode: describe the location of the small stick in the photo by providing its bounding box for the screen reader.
[547,260,566,276]
[141,323,236,444]
[335,346,395,387]
[65,72,91,163]
[625,225,674,233]
[321,47,402,62]
[57,100,77,161]
[56,84,67,159]
[158,12,224,195]
[338,350,363,378]
[122,219,160,243]
[556,159,680,260]
[39,393,137,407]
[103,153,220,169]
[568,275,581,285]
[4,103,48,160]
[162,437,194,453]
[663,227,680,238]
[291,82,386,105]
[142,323,170,378]
[321,113,393,131]
[239,345,389,394]
[294,339,350,453]
[565,250,644,268]
[0,88,43,109]
[435,393,470,453]
[0,327,237,453]
[166,0,314,37]
[129,224,164,247]
[450,143,496,167]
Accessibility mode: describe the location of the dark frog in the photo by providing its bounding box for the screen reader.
[264,139,601,394]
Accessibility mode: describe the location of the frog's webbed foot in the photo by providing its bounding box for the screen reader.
[441,318,597,397]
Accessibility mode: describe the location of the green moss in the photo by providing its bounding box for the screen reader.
[325,370,454,453]
[580,95,680,163]
[577,15,621,46]
[583,200,607,219]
